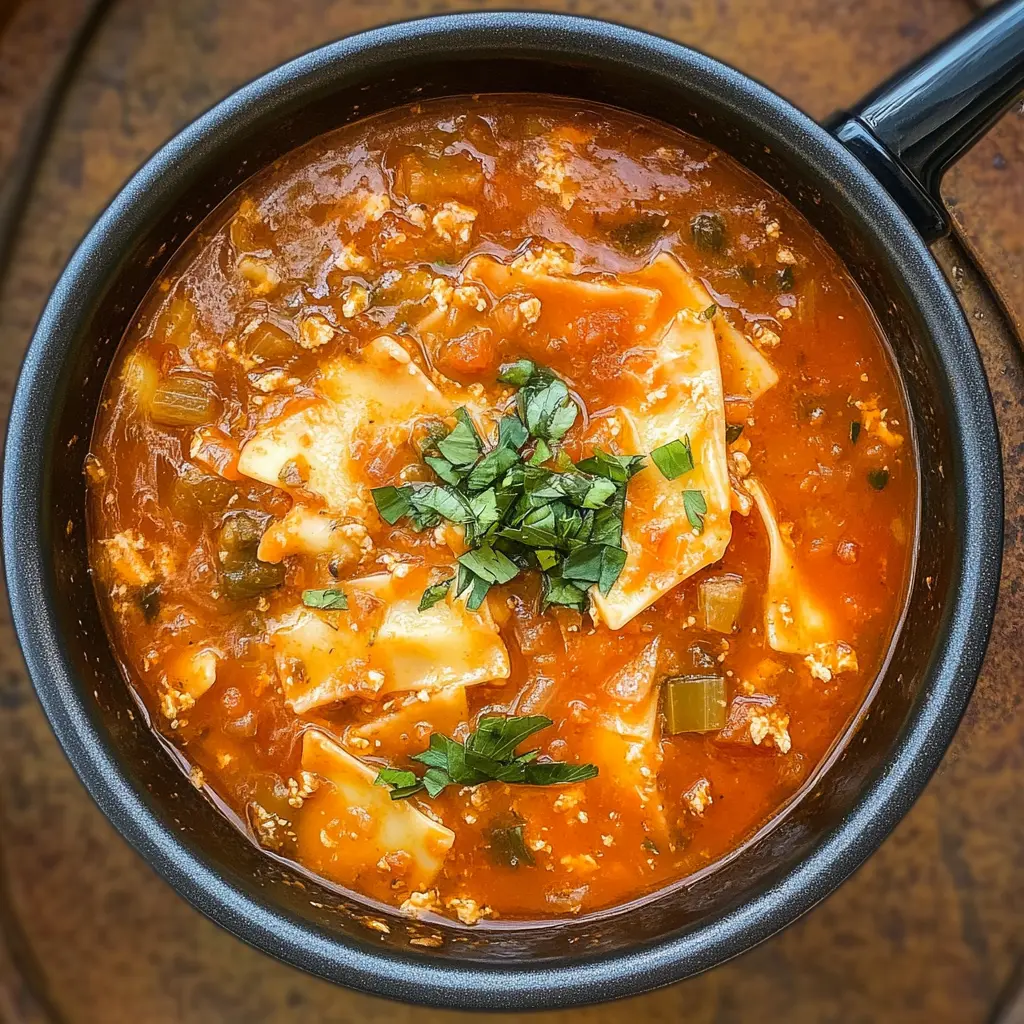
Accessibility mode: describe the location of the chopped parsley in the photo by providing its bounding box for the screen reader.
[683,489,708,534]
[868,468,889,491]
[496,359,535,387]
[369,362,708,613]
[435,408,482,466]
[370,485,412,525]
[487,820,535,868]
[514,366,579,441]
[850,421,862,444]
[650,436,695,480]
[374,715,599,801]
[418,577,454,612]
[301,588,348,610]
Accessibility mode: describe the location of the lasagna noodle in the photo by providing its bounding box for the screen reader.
[269,569,510,713]
[465,251,737,628]
[591,255,734,628]
[747,476,834,654]
[237,335,450,516]
[297,728,454,897]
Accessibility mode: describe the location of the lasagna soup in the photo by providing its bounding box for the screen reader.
[87,96,915,924]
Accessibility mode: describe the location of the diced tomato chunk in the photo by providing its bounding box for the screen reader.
[435,328,499,379]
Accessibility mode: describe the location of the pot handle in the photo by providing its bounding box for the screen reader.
[829,0,1024,242]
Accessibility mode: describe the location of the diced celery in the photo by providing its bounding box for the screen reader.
[222,559,285,601]
[698,574,746,633]
[150,376,218,427]
[663,675,727,734]
[396,151,484,204]
[174,465,236,512]
[246,321,295,362]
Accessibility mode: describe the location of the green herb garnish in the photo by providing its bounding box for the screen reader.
[726,423,744,444]
[850,421,862,444]
[541,574,589,612]
[683,490,708,534]
[302,588,348,610]
[371,485,413,525]
[497,359,536,387]
[458,545,520,586]
[424,455,464,486]
[374,766,419,793]
[371,363,706,612]
[868,468,889,491]
[374,715,599,801]
[436,408,482,466]
[700,303,718,321]
[418,577,454,611]
[516,372,578,442]
[561,543,628,596]
[574,448,646,484]
[650,437,695,480]
[529,439,552,466]
[488,821,535,868]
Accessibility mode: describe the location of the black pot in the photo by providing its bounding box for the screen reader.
[3,4,1020,1011]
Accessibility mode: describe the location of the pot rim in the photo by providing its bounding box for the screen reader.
[1,10,1003,1011]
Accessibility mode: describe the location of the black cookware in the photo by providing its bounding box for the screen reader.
[4,3,1020,1010]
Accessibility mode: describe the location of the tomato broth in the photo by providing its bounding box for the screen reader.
[87,96,915,925]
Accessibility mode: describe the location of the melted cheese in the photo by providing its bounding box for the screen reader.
[269,568,510,713]
[237,336,449,515]
[297,729,454,898]
[748,477,834,654]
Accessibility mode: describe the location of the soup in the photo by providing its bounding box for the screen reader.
[86,96,915,925]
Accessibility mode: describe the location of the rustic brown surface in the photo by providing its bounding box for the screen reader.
[944,103,1024,333]
[0,2,1021,1022]
[0,0,108,277]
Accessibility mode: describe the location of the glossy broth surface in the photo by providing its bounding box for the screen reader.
[87,96,915,924]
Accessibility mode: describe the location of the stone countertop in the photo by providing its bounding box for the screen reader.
[0,1,1020,1022]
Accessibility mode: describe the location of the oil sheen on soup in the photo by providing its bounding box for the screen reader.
[87,96,915,926]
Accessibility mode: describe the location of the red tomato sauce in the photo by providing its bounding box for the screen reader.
[86,96,916,925]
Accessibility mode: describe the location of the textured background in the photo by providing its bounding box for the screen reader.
[0,1,1021,1022]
